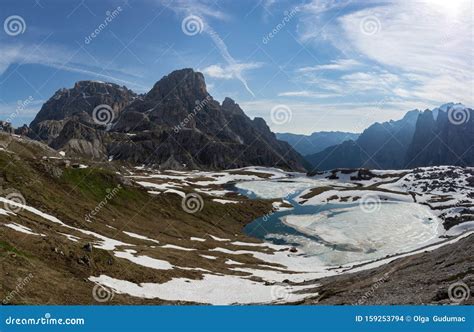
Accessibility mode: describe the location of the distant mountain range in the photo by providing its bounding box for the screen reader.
[276,132,359,156]
[5,68,472,173]
[27,69,306,171]
[306,103,473,171]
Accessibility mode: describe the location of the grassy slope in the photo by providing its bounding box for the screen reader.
[0,136,274,304]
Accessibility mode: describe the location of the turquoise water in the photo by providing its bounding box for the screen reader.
[234,181,442,265]
[236,185,356,249]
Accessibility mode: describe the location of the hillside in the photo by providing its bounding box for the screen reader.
[28,69,306,172]
[0,132,472,304]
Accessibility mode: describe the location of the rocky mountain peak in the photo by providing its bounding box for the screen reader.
[146,68,209,103]
[431,102,466,120]
[71,80,131,95]
[222,97,236,107]
[29,80,137,142]
[252,117,270,130]
[27,68,306,171]
[403,109,422,122]
[221,97,245,115]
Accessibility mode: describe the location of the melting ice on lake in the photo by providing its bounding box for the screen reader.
[237,178,443,267]
[280,202,441,266]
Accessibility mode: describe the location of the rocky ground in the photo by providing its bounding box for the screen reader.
[303,233,473,305]
[0,133,472,305]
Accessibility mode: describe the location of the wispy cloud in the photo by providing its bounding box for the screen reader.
[297,0,473,106]
[278,90,340,98]
[297,0,352,42]
[302,0,352,15]
[158,0,230,21]
[158,0,260,96]
[297,69,417,100]
[297,59,362,72]
[0,43,148,90]
[0,98,46,126]
[204,27,258,96]
[337,0,473,105]
[200,63,262,80]
[240,98,427,134]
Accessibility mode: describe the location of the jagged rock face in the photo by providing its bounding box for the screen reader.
[147,68,208,103]
[405,106,474,167]
[14,124,30,136]
[307,110,420,170]
[114,70,242,142]
[112,69,305,170]
[31,120,65,142]
[114,69,211,132]
[0,121,14,134]
[50,121,109,159]
[29,81,137,143]
[357,110,419,168]
[307,104,473,171]
[29,69,306,171]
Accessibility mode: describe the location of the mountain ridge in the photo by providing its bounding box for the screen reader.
[276,131,360,156]
[26,68,307,171]
[307,104,473,171]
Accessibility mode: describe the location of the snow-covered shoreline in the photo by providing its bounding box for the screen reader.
[2,165,472,304]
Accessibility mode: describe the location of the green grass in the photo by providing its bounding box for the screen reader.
[0,240,30,258]
[0,154,31,183]
[62,168,115,200]
[61,167,147,204]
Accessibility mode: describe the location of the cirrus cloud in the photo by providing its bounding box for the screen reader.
[298,0,473,107]
[200,63,262,80]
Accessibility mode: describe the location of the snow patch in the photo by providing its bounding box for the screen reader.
[89,274,313,304]
[123,231,160,244]
[161,244,195,251]
[114,249,173,270]
[4,223,45,236]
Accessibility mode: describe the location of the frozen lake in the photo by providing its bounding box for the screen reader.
[236,177,443,267]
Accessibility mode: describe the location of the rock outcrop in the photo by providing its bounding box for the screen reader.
[29,69,306,171]
[29,81,137,143]
[307,104,473,171]
[405,104,474,167]
[307,110,420,170]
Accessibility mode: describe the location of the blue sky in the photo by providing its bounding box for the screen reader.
[0,0,472,133]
